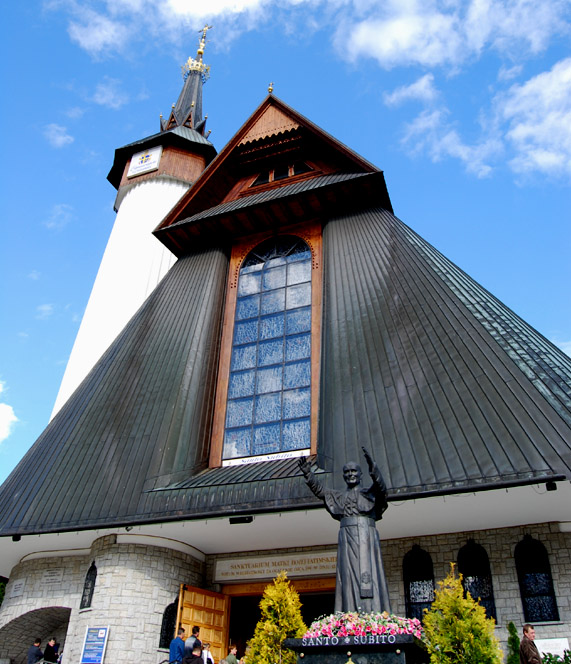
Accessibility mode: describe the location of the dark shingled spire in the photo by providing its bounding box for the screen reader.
[162,25,212,134]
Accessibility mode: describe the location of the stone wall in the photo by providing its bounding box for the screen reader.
[0,523,568,664]
[0,536,204,664]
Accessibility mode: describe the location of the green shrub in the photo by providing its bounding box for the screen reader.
[506,621,520,664]
[423,563,503,664]
[248,571,307,664]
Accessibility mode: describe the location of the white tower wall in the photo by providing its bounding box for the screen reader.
[51,178,190,416]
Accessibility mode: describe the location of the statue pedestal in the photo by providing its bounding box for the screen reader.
[283,635,428,664]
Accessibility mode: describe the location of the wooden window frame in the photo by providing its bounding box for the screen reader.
[209,220,323,467]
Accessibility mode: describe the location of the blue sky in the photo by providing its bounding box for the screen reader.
[1,0,570,484]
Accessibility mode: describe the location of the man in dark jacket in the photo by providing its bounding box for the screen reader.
[27,639,43,664]
[519,624,543,664]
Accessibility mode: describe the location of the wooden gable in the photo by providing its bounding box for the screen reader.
[153,95,380,242]
[238,104,300,144]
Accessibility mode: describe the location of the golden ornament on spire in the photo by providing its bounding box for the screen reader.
[181,24,212,81]
[268,81,274,93]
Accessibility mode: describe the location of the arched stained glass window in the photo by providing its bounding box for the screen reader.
[458,539,497,620]
[79,560,97,610]
[403,545,435,621]
[159,597,179,649]
[515,535,559,622]
[222,235,313,462]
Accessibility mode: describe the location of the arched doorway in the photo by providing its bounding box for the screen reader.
[0,607,71,664]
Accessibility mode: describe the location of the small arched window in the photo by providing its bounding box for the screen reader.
[515,535,559,622]
[222,236,313,462]
[80,560,97,610]
[159,597,179,649]
[457,539,497,620]
[403,545,435,621]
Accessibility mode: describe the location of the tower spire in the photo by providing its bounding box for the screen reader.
[162,25,212,134]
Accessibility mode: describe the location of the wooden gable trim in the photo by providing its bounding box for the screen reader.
[238,104,300,145]
[153,95,380,235]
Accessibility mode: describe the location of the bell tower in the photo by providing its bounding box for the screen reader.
[52,26,217,416]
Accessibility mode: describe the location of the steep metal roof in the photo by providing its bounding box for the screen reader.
[319,207,571,495]
[0,198,570,537]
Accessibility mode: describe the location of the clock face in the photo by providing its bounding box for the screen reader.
[127,145,163,178]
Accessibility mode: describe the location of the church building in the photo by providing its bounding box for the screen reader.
[0,29,570,664]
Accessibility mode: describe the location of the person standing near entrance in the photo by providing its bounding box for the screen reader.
[519,624,543,664]
[170,628,186,664]
[27,639,43,664]
[44,638,58,663]
[201,643,214,664]
[226,645,238,664]
[184,626,201,658]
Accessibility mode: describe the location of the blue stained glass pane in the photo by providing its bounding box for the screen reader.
[236,295,260,320]
[234,320,259,345]
[238,272,261,296]
[256,366,283,394]
[261,289,285,315]
[229,370,255,398]
[283,388,311,420]
[255,393,282,423]
[286,334,311,361]
[223,428,252,459]
[287,260,311,285]
[253,424,281,455]
[286,307,311,334]
[266,256,286,268]
[231,344,257,371]
[260,313,284,340]
[284,360,311,389]
[263,266,286,291]
[286,282,311,309]
[287,249,312,263]
[226,398,254,427]
[240,262,263,275]
[258,339,284,367]
[282,419,310,450]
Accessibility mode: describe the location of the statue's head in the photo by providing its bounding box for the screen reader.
[343,462,362,487]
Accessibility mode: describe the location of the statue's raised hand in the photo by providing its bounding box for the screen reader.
[362,447,375,472]
[298,456,312,478]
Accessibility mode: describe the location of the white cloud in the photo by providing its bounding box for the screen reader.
[28,270,41,280]
[65,106,86,119]
[497,64,523,81]
[341,0,570,69]
[383,74,438,106]
[68,8,131,57]
[497,57,571,177]
[402,108,502,177]
[0,382,18,444]
[93,77,129,110]
[44,123,74,148]
[36,304,55,320]
[44,203,75,231]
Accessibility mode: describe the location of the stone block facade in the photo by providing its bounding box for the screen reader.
[0,536,203,664]
[0,523,569,664]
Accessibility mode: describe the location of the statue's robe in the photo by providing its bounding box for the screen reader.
[306,466,391,614]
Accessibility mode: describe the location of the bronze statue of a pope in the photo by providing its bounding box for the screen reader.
[299,447,391,614]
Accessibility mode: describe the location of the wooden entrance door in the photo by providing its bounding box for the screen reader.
[176,584,230,664]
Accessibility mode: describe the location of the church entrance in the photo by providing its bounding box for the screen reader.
[224,579,336,660]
